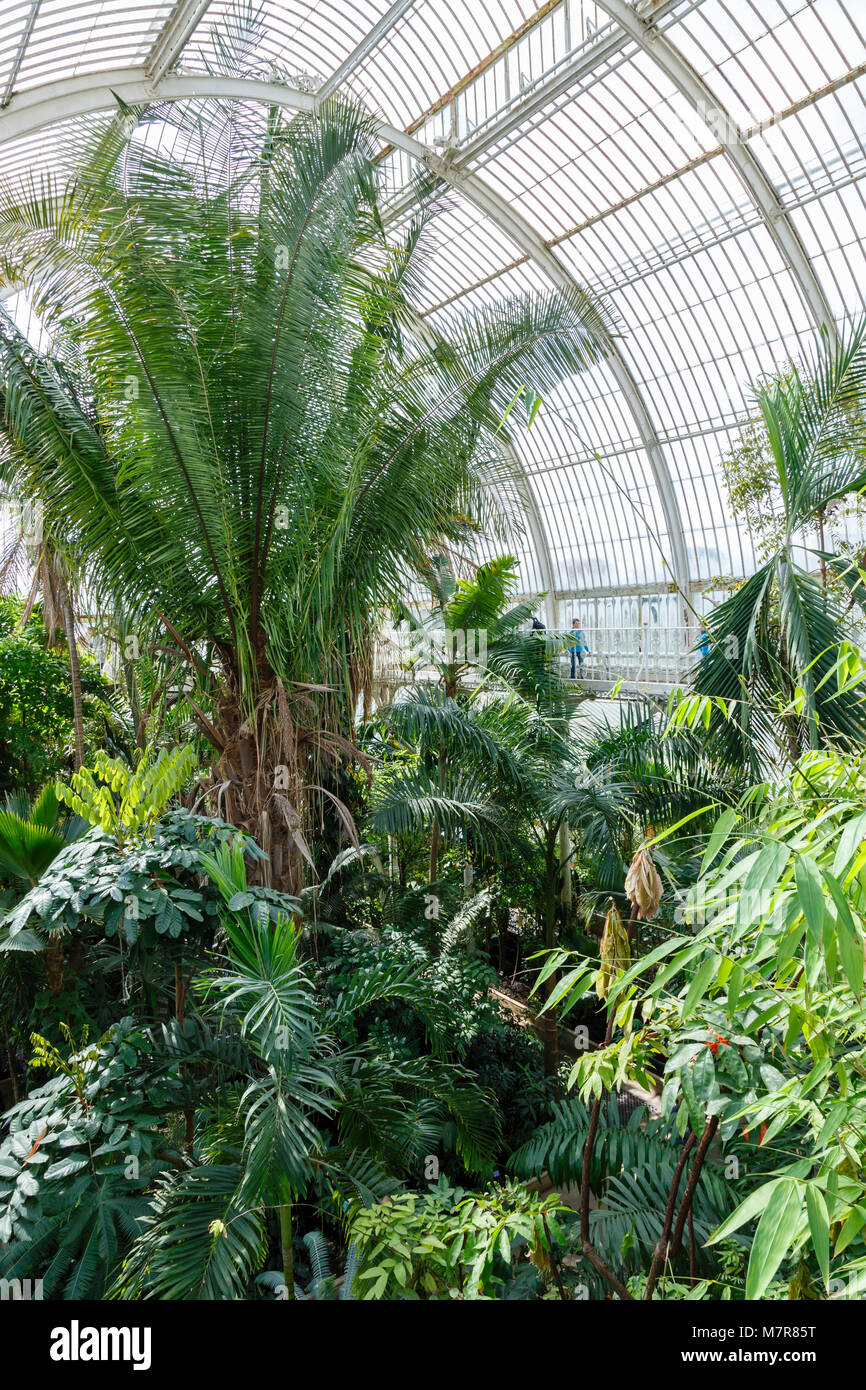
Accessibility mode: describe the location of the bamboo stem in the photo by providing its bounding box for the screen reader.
[669,1116,720,1259]
[643,1130,696,1299]
[279,1202,294,1298]
[578,1011,634,1299]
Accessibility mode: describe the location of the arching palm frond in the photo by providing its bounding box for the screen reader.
[693,319,866,771]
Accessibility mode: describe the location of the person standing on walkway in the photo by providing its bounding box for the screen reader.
[569,619,589,678]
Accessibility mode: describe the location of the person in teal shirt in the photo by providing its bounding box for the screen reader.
[569,619,589,678]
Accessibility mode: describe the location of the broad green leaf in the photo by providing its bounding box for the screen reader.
[822,868,863,995]
[794,856,825,945]
[805,1185,830,1289]
[701,807,737,876]
[682,954,719,1019]
[707,1179,783,1245]
[745,1179,804,1299]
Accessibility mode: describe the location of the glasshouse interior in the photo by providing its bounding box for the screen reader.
[0,0,865,1317]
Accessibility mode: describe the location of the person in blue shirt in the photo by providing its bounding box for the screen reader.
[569,619,589,678]
[699,627,710,658]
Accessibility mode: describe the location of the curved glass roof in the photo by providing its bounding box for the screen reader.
[1,0,863,619]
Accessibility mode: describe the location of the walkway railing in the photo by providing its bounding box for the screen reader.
[371,625,698,698]
[552,626,696,691]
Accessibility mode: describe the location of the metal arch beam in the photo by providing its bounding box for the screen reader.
[0,70,419,152]
[594,0,835,336]
[455,0,681,165]
[408,308,558,621]
[424,153,692,603]
[145,1,215,83]
[1,0,42,109]
[0,67,691,601]
[503,437,559,627]
[318,0,418,99]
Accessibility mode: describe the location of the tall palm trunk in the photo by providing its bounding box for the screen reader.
[42,569,80,1004]
[429,676,456,884]
[210,656,308,897]
[58,575,85,772]
[428,746,446,885]
[279,1203,294,1298]
[541,822,560,1085]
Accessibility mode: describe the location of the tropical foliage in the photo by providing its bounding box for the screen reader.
[2,76,866,1310]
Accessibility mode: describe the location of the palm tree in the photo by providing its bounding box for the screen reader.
[0,96,614,894]
[397,553,570,879]
[371,647,605,1080]
[0,782,84,888]
[693,320,866,771]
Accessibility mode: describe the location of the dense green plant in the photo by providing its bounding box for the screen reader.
[0,783,85,887]
[0,95,613,895]
[100,844,499,1300]
[0,1017,228,1296]
[56,745,198,846]
[347,1175,567,1299]
[540,745,866,1299]
[0,600,108,795]
[0,808,264,1026]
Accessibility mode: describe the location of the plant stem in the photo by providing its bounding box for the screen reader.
[644,1130,696,1299]
[279,1202,294,1298]
[578,1011,634,1299]
[174,961,195,1151]
[3,1026,20,1103]
[542,1215,567,1300]
[669,1116,719,1259]
[428,746,446,883]
[58,571,85,771]
[541,822,559,1084]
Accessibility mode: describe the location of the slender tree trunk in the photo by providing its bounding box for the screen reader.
[541,824,559,1084]
[428,746,446,884]
[817,507,827,587]
[59,576,85,771]
[174,962,185,1027]
[542,1215,567,1300]
[644,1130,696,1299]
[428,818,440,886]
[279,1202,294,1298]
[42,572,82,1001]
[669,1116,719,1259]
[3,1026,20,1103]
[558,821,572,911]
[174,962,195,1152]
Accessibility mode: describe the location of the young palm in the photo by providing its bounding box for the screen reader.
[371,652,603,1079]
[0,96,614,893]
[397,553,572,878]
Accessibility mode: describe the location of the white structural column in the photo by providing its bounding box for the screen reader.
[0,68,691,603]
[595,0,835,335]
[506,438,560,628]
